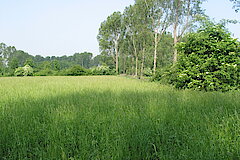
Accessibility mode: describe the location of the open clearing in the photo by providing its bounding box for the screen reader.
[0,76,240,159]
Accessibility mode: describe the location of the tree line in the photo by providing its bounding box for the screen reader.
[97,0,206,77]
[0,43,111,76]
[97,0,239,91]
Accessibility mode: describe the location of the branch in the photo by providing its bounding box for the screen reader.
[178,0,191,42]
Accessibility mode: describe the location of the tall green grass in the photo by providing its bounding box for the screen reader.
[0,76,240,159]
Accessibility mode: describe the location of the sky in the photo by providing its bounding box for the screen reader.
[0,0,239,57]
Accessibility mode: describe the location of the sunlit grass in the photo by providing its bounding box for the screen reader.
[0,76,239,159]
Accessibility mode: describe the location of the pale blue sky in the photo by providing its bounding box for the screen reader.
[0,0,239,57]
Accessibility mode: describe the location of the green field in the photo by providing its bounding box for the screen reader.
[0,76,240,159]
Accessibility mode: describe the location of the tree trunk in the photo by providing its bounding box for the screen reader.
[135,56,138,77]
[173,0,180,64]
[153,31,158,75]
[114,35,120,74]
[132,36,138,77]
[115,41,119,74]
[123,52,126,74]
[140,48,145,79]
[173,21,178,64]
[132,56,134,75]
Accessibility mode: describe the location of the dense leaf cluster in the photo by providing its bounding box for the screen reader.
[15,65,33,76]
[171,24,240,91]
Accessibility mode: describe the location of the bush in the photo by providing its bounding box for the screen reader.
[143,68,153,77]
[152,66,175,84]
[15,67,24,76]
[90,65,114,75]
[171,24,240,91]
[64,65,89,76]
[15,65,33,76]
[34,69,56,76]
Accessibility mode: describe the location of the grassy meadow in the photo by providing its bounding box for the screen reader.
[0,76,240,159]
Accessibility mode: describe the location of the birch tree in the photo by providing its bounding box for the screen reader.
[97,12,122,73]
[142,0,172,74]
[170,0,204,63]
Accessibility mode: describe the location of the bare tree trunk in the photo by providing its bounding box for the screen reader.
[131,56,134,75]
[173,21,178,64]
[115,41,119,74]
[173,0,181,64]
[135,56,138,77]
[116,52,118,73]
[140,48,145,79]
[153,31,158,75]
[114,35,120,74]
[123,52,126,74]
[134,47,138,77]
[132,36,138,77]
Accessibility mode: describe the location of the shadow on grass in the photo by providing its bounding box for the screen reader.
[0,89,240,160]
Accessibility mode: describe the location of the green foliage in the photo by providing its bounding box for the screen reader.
[41,61,52,70]
[63,65,89,76]
[34,69,56,76]
[143,67,153,77]
[97,11,122,73]
[0,60,4,76]
[230,0,240,12]
[24,58,34,67]
[73,52,93,69]
[51,60,60,71]
[8,57,19,70]
[90,65,114,75]
[15,65,33,76]
[14,67,24,76]
[171,24,240,91]
[0,42,99,76]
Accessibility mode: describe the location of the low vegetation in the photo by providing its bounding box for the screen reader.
[0,76,239,159]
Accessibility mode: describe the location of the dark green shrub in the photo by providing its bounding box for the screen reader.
[34,69,55,76]
[152,66,176,84]
[171,24,240,91]
[64,65,89,76]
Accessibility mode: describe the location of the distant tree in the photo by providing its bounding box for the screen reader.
[12,50,33,66]
[230,0,240,12]
[24,58,34,67]
[0,43,16,66]
[123,4,148,76]
[42,61,51,70]
[170,0,205,63]
[141,0,172,74]
[73,52,93,68]
[157,32,174,67]
[0,59,4,76]
[34,55,45,62]
[51,60,61,71]
[98,12,122,74]
[91,55,102,67]
[8,57,19,70]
